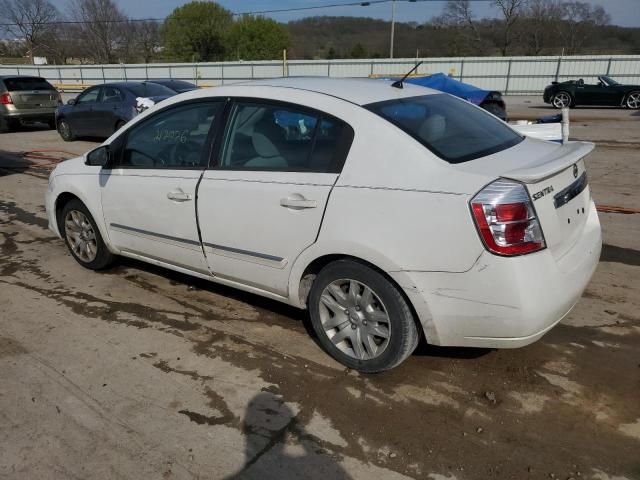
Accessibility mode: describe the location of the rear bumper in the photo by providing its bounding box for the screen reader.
[2,108,56,122]
[391,201,601,348]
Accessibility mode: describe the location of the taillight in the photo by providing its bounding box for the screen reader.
[470,179,545,256]
[0,93,13,105]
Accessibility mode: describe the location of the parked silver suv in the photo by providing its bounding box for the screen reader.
[0,75,60,132]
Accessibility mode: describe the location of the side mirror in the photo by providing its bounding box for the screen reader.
[67,98,76,105]
[85,145,110,167]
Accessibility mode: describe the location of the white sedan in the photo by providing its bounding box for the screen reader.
[45,78,601,372]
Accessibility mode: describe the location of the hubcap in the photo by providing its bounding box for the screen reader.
[553,92,570,108]
[64,210,97,263]
[59,121,70,138]
[627,93,640,109]
[319,279,391,361]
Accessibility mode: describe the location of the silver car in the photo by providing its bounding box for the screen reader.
[0,75,60,132]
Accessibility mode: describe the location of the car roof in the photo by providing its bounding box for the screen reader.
[224,77,440,106]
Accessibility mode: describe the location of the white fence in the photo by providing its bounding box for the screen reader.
[1,55,639,95]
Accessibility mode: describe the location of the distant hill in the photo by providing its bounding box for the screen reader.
[287,16,640,59]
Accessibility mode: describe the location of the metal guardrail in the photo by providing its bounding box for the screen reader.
[1,55,639,95]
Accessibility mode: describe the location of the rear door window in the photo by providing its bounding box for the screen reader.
[219,101,353,173]
[101,86,125,103]
[3,77,55,91]
[366,94,523,163]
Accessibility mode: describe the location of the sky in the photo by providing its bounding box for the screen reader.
[50,0,640,27]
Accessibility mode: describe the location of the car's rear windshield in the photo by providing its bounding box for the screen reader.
[159,80,197,92]
[3,77,55,91]
[125,83,175,97]
[366,94,523,163]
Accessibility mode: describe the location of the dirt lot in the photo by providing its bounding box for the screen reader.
[0,96,638,480]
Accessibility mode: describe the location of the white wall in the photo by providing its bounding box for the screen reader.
[1,55,638,94]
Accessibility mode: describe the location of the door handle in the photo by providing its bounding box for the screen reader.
[280,195,317,210]
[167,190,192,202]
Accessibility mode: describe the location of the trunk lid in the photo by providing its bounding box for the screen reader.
[11,90,59,109]
[520,155,592,261]
[460,138,595,260]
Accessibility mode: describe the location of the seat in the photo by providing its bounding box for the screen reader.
[245,116,288,168]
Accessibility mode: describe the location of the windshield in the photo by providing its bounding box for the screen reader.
[3,77,55,91]
[601,76,619,86]
[125,83,175,98]
[366,94,523,164]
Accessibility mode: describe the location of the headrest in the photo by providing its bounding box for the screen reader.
[252,117,284,158]
[418,114,446,144]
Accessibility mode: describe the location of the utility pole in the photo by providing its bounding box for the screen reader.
[389,0,396,59]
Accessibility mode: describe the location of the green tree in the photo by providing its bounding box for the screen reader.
[226,15,289,60]
[162,1,232,61]
[350,43,367,58]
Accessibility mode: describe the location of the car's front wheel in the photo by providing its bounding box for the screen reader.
[552,91,573,109]
[625,91,640,109]
[60,199,114,270]
[308,259,419,373]
[57,119,75,141]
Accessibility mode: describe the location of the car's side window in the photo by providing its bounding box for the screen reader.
[219,101,354,173]
[119,101,221,169]
[102,86,124,103]
[76,88,100,104]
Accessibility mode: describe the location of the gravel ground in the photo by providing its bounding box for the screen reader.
[0,96,638,480]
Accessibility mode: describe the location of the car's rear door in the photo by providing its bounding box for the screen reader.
[197,99,354,296]
[100,100,223,273]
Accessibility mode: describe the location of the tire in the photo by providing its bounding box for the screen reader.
[552,91,573,109]
[114,120,126,132]
[308,259,419,373]
[481,102,507,121]
[625,91,640,109]
[0,117,10,133]
[57,118,75,141]
[60,199,114,270]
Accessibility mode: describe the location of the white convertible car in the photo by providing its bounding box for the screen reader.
[45,78,601,372]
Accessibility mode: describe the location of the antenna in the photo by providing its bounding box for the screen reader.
[391,61,423,89]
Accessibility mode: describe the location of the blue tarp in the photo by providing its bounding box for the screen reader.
[382,73,490,105]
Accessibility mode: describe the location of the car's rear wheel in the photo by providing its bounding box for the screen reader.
[308,259,419,373]
[480,102,507,121]
[60,199,114,270]
[625,91,640,109]
[114,120,126,132]
[552,91,573,109]
[57,119,75,141]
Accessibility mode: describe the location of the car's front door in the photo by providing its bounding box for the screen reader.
[68,87,102,135]
[198,100,354,296]
[575,80,616,105]
[100,100,223,273]
[92,85,126,135]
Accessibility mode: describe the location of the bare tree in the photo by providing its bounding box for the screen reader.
[492,0,526,56]
[435,0,484,54]
[521,0,564,54]
[560,1,610,54]
[68,0,127,63]
[132,20,161,63]
[0,0,60,64]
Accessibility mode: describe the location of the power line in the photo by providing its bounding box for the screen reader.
[0,0,491,28]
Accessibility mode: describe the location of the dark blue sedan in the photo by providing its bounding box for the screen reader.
[55,81,176,141]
